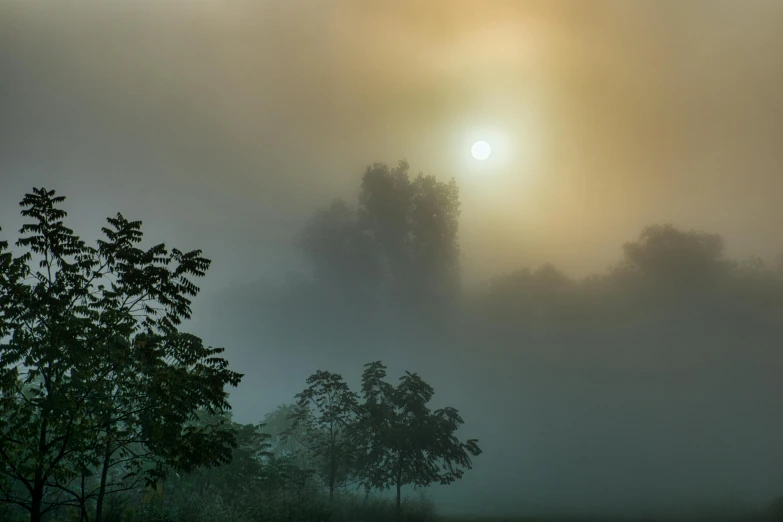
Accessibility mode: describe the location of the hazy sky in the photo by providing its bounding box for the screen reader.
[3,2,783,516]
[2,0,783,288]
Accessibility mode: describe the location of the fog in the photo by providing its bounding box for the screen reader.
[2,0,783,518]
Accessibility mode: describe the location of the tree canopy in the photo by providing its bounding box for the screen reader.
[300,160,461,310]
[288,371,359,500]
[353,362,481,516]
[0,188,242,522]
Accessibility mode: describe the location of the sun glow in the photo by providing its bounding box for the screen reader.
[471,141,492,161]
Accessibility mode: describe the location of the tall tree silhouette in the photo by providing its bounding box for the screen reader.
[353,361,481,518]
[299,199,379,292]
[300,160,461,323]
[0,188,242,522]
[288,371,359,500]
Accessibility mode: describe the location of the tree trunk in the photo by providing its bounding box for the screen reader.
[31,413,48,522]
[395,454,403,521]
[329,448,336,501]
[32,317,54,522]
[94,441,113,522]
[80,469,89,522]
[283,478,289,520]
[396,480,401,521]
[30,482,44,522]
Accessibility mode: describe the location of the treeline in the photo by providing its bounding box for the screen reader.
[210,160,783,357]
[154,362,479,522]
[202,161,783,517]
[4,159,783,520]
[0,187,479,522]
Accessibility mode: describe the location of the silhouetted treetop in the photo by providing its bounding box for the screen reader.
[0,187,242,522]
[620,224,727,283]
[300,160,460,315]
[299,198,379,289]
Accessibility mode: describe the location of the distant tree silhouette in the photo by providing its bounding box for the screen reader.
[620,224,728,285]
[260,404,311,465]
[352,361,481,519]
[359,160,461,303]
[288,371,359,500]
[299,199,379,292]
[300,160,461,313]
[406,171,461,298]
[358,161,414,288]
[482,263,575,321]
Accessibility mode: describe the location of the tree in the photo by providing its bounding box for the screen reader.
[480,263,575,322]
[358,161,414,288]
[299,199,379,291]
[287,371,358,500]
[358,160,461,303]
[407,172,461,298]
[300,161,461,309]
[353,361,481,518]
[168,414,269,500]
[0,188,242,522]
[260,405,310,468]
[620,224,728,285]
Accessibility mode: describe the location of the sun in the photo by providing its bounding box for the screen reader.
[471,140,491,161]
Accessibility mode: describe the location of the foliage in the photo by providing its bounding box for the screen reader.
[301,160,461,308]
[0,188,242,522]
[299,199,380,292]
[619,224,729,287]
[126,489,436,522]
[353,362,481,515]
[288,370,359,499]
[7,171,783,522]
[260,404,314,475]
